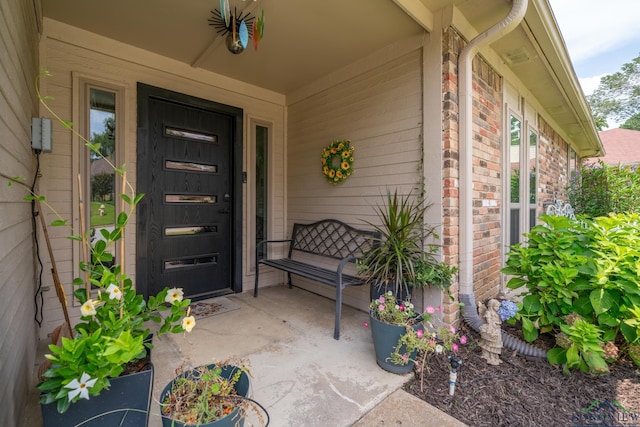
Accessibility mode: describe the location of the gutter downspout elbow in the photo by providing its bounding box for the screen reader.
[458,0,546,359]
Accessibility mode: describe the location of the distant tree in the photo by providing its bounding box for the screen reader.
[588,54,640,129]
[620,113,640,131]
[91,116,115,158]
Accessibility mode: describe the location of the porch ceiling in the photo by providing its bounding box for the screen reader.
[43,0,602,156]
[43,0,424,95]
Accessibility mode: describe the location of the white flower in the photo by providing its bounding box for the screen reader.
[65,372,97,401]
[182,315,196,332]
[165,287,184,304]
[80,300,97,316]
[435,344,443,354]
[106,283,122,300]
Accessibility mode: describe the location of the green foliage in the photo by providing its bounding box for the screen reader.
[29,70,195,413]
[360,189,432,297]
[621,113,640,130]
[503,213,640,372]
[546,319,609,374]
[567,160,640,217]
[413,257,457,301]
[587,54,640,125]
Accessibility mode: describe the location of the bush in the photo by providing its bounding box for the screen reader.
[568,161,640,217]
[502,213,640,373]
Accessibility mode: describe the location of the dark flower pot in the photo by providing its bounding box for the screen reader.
[40,363,154,427]
[370,280,411,302]
[369,313,418,374]
[159,364,250,427]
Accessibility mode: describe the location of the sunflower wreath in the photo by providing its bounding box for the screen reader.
[321,139,355,184]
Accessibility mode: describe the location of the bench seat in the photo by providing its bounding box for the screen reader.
[254,219,378,339]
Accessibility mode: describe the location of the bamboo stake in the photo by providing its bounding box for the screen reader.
[120,170,125,277]
[77,174,90,300]
[36,200,73,337]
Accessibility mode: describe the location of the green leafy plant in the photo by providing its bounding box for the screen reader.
[567,160,640,217]
[359,189,433,297]
[503,213,640,372]
[413,257,458,301]
[8,71,197,413]
[547,319,609,374]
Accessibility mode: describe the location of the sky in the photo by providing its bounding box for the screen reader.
[548,0,640,97]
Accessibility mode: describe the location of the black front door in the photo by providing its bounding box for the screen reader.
[136,83,243,299]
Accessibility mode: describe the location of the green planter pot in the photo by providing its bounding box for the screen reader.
[369,313,418,374]
[40,363,154,427]
[159,364,250,427]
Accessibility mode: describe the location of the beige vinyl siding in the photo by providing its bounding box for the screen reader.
[0,0,40,425]
[286,49,423,311]
[38,18,287,338]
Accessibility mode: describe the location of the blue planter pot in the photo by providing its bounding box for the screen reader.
[369,313,418,374]
[159,364,250,427]
[40,363,154,427]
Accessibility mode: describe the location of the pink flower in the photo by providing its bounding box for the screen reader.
[460,335,467,345]
[436,306,442,312]
[378,304,385,312]
[425,306,435,314]
[399,304,405,312]
[363,322,369,328]
[417,329,424,338]
[450,325,456,334]
[378,296,385,303]
[402,353,409,362]
[452,343,459,352]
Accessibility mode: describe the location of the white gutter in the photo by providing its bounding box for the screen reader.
[458,0,528,319]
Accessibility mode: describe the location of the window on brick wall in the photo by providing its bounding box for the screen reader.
[507,113,539,246]
[529,128,538,230]
[568,147,578,179]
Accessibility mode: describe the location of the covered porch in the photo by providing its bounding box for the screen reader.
[24,285,466,426]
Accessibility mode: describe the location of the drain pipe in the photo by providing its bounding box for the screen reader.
[457,0,546,359]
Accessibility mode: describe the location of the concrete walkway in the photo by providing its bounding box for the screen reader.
[25,286,466,427]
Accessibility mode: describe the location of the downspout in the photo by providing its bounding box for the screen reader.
[457,0,546,358]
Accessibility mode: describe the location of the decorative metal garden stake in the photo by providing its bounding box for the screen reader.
[448,355,462,396]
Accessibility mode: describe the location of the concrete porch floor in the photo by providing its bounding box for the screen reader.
[25,285,466,426]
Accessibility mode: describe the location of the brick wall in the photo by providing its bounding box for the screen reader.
[538,115,570,209]
[442,27,504,321]
[470,52,503,304]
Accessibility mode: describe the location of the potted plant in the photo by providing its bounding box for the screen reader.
[359,189,431,300]
[413,256,458,302]
[159,361,254,427]
[368,291,425,374]
[19,72,197,425]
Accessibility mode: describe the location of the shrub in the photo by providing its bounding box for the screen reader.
[568,160,640,217]
[502,213,640,372]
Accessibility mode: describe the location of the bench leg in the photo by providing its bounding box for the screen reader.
[254,263,259,297]
[287,272,293,289]
[334,284,342,340]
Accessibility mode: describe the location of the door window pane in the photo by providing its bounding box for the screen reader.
[256,125,268,260]
[89,88,116,261]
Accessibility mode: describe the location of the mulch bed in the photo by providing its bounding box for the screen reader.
[403,324,640,427]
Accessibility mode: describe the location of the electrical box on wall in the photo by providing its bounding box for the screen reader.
[31,117,52,153]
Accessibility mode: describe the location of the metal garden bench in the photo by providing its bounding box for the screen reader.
[254,219,379,340]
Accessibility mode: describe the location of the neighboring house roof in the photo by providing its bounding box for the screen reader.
[91,158,115,176]
[584,128,640,166]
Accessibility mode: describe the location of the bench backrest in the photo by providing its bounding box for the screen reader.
[290,219,379,261]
